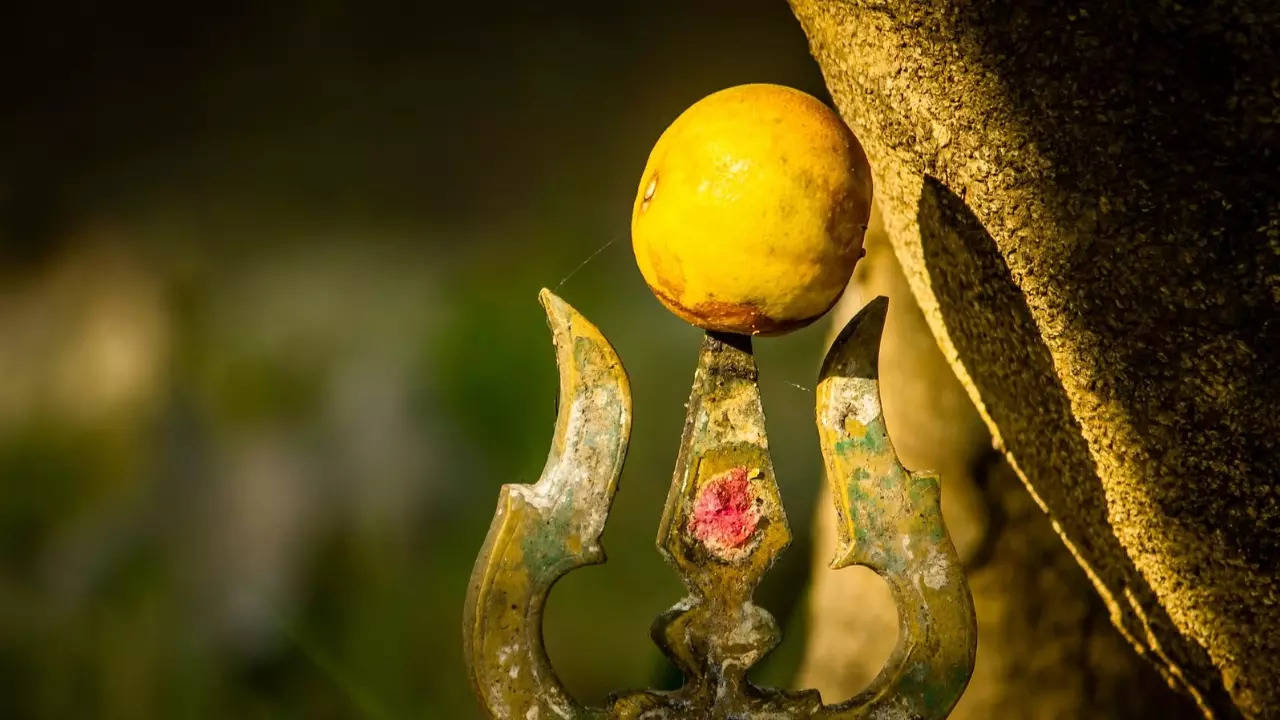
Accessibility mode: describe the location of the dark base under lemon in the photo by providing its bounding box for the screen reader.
[647,281,837,336]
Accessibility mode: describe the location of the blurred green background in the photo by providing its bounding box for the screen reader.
[0,3,841,717]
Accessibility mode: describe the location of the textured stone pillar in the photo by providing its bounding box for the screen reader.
[799,222,1197,718]
[791,2,1279,716]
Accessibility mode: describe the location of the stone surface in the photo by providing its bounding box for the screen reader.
[790,2,1279,717]
[799,225,1199,719]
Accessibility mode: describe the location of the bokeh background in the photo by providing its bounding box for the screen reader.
[0,3,843,717]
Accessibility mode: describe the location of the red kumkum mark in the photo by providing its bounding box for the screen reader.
[689,467,761,559]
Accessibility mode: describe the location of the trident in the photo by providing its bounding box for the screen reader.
[464,81,975,719]
[461,288,976,719]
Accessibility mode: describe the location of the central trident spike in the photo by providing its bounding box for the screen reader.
[463,84,976,719]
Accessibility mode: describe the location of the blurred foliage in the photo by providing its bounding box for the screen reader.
[0,3,833,717]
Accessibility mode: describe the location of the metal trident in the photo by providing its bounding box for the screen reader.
[463,289,976,719]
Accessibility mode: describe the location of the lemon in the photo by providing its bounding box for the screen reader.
[631,84,872,335]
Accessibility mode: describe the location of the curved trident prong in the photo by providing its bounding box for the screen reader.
[463,289,629,720]
[463,291,975,719]
[813,297,976,719]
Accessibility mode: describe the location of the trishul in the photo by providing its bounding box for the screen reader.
[463,289,976,719]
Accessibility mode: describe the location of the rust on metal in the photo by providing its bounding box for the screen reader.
[462,290,976,719]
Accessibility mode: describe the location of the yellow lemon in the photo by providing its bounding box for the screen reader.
[632,84,872,335]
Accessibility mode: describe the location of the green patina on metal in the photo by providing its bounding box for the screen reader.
[463,292,976,719]
[462,290,628,720]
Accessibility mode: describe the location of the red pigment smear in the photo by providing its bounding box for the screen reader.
[690,467,760,553]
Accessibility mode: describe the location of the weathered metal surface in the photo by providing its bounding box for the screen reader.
[607,331,823,718]
[462,289,630,720]
[463,292,976,719]
[813,297,977,719]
